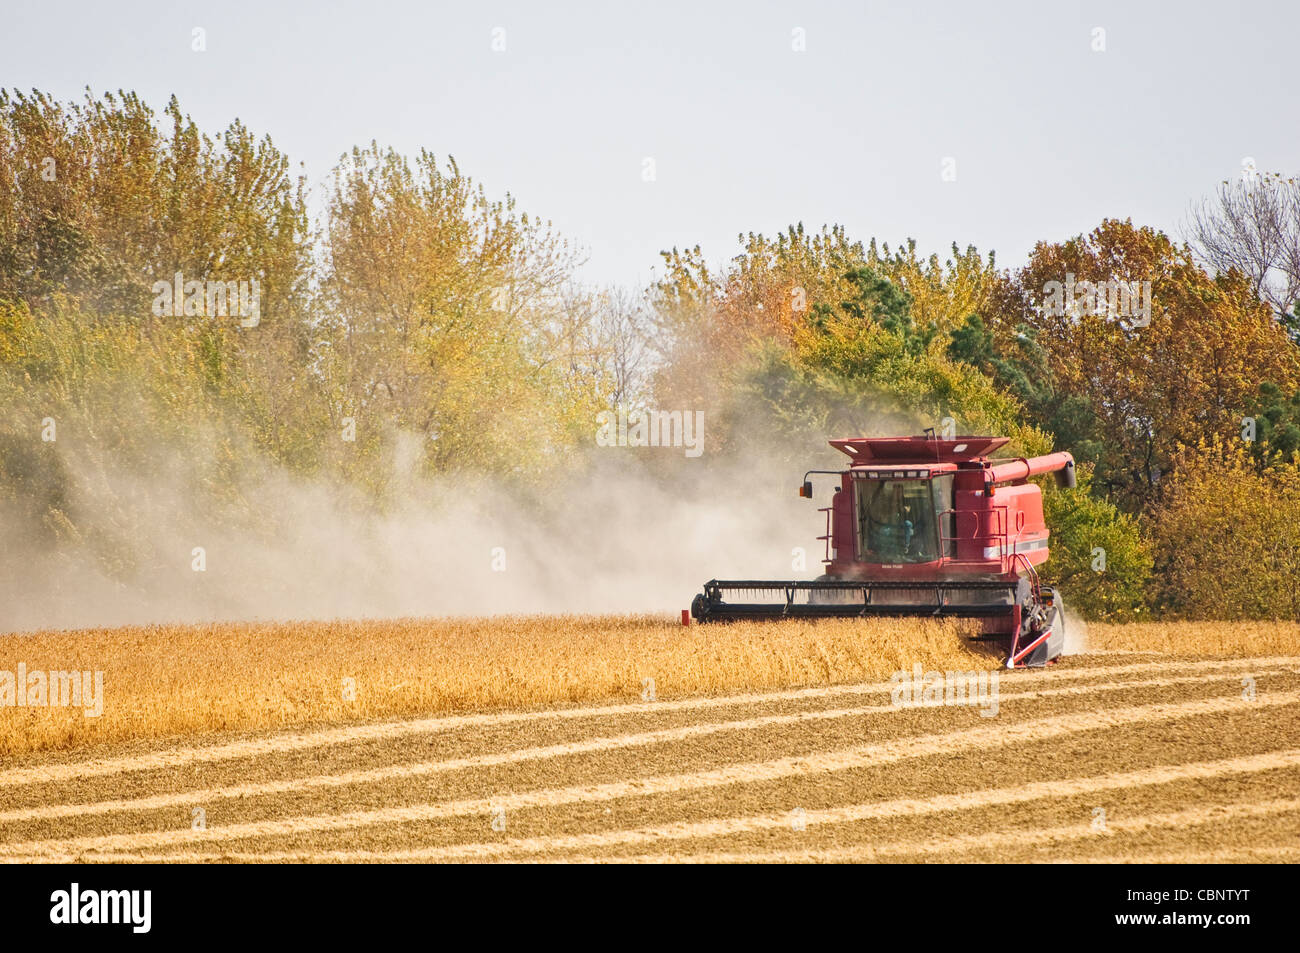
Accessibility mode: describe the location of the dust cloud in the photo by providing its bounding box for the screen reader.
[1062,603,1090,655]
[0,428,848,633]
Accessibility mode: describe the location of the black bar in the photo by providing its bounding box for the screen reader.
[0,863,1286,941]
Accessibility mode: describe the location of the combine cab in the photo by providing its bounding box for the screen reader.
[690,434,1077,668]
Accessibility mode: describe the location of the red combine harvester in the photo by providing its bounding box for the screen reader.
[690,433,1077,668]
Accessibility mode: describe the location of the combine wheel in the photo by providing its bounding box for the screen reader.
[690,592,710,622]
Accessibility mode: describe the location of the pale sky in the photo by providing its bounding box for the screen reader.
[5,0,1296,288]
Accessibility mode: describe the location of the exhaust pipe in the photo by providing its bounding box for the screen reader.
[1055,459,1076,490]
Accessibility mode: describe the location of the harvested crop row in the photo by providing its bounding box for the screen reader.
[4,687,1294,859]
[527,796,1300,863]
[23,749,1300,864]
[5,663,1295,826]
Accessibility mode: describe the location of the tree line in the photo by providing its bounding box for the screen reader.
[3,89,1299,620]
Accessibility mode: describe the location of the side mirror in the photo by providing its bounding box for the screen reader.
[799,480,813,498]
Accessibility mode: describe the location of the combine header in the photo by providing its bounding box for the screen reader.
[690,434,1077,667]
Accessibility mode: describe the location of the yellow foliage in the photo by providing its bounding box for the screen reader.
[1148,439,1300,619]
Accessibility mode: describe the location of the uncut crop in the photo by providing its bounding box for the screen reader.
[1084,621,1300,657]
[0,615,994,756]
[4,615,1293,758]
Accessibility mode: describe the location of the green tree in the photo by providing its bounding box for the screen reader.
[947,314,1104,470]
[1040,470,1152,620]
